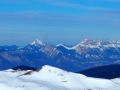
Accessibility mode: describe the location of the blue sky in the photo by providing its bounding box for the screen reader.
[0,0,120,46]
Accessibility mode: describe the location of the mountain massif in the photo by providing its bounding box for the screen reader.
[78,64,120,79]
[1,65,120,90]
[1,39,120,72]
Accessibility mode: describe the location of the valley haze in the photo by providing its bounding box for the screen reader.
[0,39,120,72]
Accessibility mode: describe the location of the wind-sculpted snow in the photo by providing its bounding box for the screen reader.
[0,65,120,90]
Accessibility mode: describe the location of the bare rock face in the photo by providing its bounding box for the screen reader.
[0,39,120,72]
[0,52,21,62]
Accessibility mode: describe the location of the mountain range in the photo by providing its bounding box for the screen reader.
[1,39,120,72]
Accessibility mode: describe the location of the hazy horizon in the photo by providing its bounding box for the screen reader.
[0,0,120,46]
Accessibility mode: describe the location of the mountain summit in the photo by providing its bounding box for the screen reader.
[1,65,120,90]
[29,39,45,46]
[1,39,120,72]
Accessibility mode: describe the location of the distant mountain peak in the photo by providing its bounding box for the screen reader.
[109,39,115,43]
[80,39,96,44]
[29,39,45,46]
[81,39,90,43]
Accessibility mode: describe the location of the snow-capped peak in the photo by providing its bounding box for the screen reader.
[117,40,120,44]
[81,39,89,44]
[109,39,115,43]
[30,39,45,46]
[80,39,97,45]
[53,39,120,51]
[38,65,67,73]
[97,40,102,45]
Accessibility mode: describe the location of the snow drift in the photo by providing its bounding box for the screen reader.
[0,65,120,90]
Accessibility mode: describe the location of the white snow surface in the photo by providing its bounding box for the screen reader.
[30,39,44,46]
[56,44,77,50]
[1,65,120,90]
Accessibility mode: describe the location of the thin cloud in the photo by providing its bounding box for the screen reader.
[0,12,120,28]
[40,0,114,11]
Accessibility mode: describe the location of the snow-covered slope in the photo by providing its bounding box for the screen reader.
[1,65,120,90]
[29,39,45,46]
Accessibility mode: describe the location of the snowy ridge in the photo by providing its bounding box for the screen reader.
[30,39,120,50]
[56,43,83,50]
[56,39,120,50]
[56,44,75,50]
[30,39,45,46]
[1,65,120,90]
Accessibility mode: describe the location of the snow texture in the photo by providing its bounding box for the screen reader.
[0,65,120,90]
[30,39,44,46]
